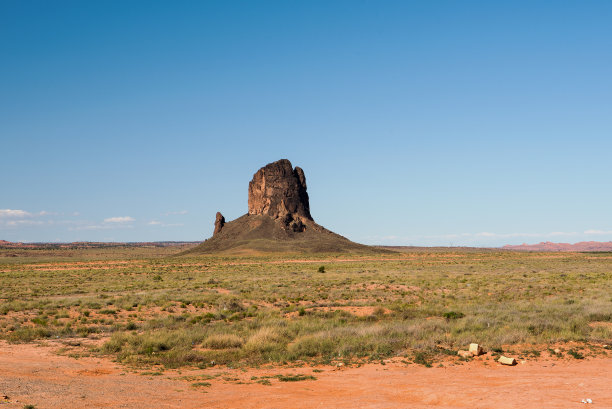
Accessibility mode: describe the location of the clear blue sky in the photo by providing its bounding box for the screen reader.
[1,1,611,246]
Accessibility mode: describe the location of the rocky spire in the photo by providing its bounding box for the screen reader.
[213,212,225,235]
[248,159,312,231]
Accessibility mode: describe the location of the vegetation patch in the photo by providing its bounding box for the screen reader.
[275,374,316,382]
[191,382,211,388]
[567,349,585,359]
[1,248,611,368]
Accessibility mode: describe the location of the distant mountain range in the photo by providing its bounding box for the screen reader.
[503,241,612,252]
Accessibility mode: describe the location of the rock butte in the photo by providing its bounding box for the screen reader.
[183,159,386,254]
[248,159,312,232]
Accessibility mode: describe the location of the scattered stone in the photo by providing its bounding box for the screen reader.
[213,212,225,235]
[498,356,517,366]
[581,398,593,404]
[469,343,484,356]
[553,348,561,354]
[457,350,472,358]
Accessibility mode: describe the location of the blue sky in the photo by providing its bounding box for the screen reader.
[1,1,611,246]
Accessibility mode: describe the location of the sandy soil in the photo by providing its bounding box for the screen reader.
[285,306,390,318]
[1,341,610,409]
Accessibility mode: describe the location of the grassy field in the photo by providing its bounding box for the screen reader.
[1,247,611,368]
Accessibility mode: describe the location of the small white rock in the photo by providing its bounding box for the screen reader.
[468,343,483,356]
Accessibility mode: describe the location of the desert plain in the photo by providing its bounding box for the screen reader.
[0,244,611,408]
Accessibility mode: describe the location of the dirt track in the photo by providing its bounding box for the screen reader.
[1,341,610,408]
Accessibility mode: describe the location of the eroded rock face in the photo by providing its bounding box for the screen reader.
[248,159,312,230]
[213,212,225,235]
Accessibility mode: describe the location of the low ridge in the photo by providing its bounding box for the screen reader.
[503,241,612,252]
[183,159,385,255]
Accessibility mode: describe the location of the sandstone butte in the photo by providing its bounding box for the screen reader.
[183,159,385,254]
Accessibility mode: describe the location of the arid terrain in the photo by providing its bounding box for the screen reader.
[5,0,612,406]
[1,340,611,408]
[1,246,611,408]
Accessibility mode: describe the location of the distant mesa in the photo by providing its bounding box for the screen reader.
[503,241,612,252]
[184,159,383,254]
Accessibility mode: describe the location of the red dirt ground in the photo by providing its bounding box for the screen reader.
[1,341,610,408]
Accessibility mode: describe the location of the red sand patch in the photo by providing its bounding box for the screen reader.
[1,341,611,408]
[589,321,612,328]
[363,283,421,291]
[75,369,112,376]
[214,288,232,294]
[285,306,390,318]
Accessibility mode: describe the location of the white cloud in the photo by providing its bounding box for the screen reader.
[584,229,612,235]
[65,215,136,231]
[361,230,583,246]
[71,224,135,231]
[5,220,45,226]
[104,216,135,223]
[148,220,183,227]
[0,209,57,230]
[0,209,32,218]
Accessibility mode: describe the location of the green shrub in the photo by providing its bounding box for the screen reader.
[275,374,316,382]
[567,349,584,359]
[413,351,432,367]
[443,311,464,320]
